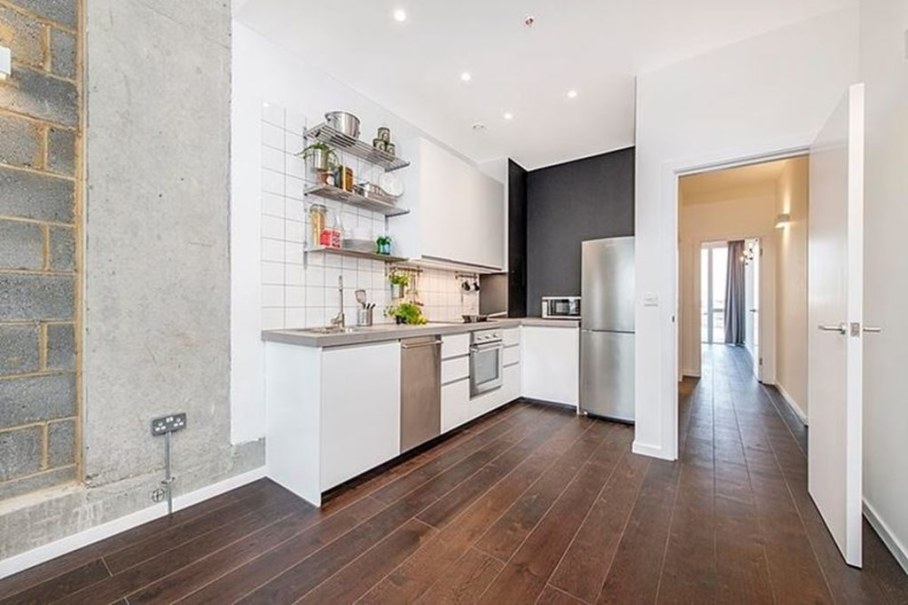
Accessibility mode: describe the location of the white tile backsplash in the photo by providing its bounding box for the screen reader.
[259,101,481,329]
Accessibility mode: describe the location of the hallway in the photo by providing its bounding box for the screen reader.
[679,344,908,603]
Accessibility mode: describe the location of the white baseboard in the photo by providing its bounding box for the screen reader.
[0,466,266,580]
[864,499,908,576]
[632,440,675,461]
[775,382,808,426]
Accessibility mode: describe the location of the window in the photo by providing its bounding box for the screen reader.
[701,243,728,344]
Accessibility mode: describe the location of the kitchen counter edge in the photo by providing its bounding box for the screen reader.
[262,318,580,348]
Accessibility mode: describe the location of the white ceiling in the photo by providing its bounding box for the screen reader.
[235,0,853,170]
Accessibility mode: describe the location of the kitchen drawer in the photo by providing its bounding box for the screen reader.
[442,333,470,359]
[503,328,520,347]
[502,363,521,403]
[442,379,470,432]
[442,356,470,384]
[503,345,520,366]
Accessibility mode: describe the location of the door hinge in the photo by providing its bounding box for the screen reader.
[759,357,763,365]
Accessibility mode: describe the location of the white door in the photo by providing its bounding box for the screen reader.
[751,239,761,380]
[808,83,865,567]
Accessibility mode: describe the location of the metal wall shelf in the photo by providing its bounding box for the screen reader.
[306,246,408,264]
[305,184,409,217]
[304,123,410,172]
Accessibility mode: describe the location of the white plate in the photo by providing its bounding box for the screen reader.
[379,172,404,197]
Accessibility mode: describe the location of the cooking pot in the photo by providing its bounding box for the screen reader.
[325,111,361,139]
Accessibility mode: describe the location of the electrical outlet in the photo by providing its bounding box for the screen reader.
[151,487,166,503]
[151,413,187,436]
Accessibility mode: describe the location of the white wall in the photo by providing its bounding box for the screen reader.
[860,0,908,572]
[634,8,859,460]
[230,23,496,444]
[678,187,777,378]
[775,157,809,419]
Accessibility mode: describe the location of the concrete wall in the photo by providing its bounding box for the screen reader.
[633,8,859,460]
[774,157,809,420]
[860,0,908,573]
[0,0,80,499]
[0,0,263,562]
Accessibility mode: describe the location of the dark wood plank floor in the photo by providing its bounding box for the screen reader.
[2,344,907,604]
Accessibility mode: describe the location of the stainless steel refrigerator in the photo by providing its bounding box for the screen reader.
[580,237,635,423]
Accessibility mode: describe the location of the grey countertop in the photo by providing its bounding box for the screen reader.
[262,317,580,348]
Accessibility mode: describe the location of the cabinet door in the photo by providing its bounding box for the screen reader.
[320,342,401,490]
[502,363,521,405]
[413,139,505,270]
[472,171,505,269]
[442,379,470,432]
[521,327,579,407]
[420,141,473,264]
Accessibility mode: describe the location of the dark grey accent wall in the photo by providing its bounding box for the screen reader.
[507,160,528,317]
[526,148,635,316]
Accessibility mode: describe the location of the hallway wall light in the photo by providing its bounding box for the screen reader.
[775,213,791,228]
[0,45,11,81]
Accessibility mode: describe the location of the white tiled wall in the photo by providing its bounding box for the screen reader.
[259,102,479,330]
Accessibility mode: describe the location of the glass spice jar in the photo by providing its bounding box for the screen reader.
[308,204,326,247]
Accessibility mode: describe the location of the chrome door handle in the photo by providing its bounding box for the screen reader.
[863,326,882,333]
[818,323,847,335]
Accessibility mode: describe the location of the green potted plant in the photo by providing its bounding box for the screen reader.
[385,301,427,325]
[388,271,409,299]
[297,141,338,174]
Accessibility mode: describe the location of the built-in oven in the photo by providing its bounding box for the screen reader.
[542,296,581,319]
[469,328,503,398]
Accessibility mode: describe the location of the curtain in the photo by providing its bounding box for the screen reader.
[725,240,746,345]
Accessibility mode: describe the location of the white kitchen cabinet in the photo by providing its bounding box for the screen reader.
[391,138,505,271]
[501,363,521,406]
[441,379,470,432]
[521,326,580,407]
[265,340,400,506]
[442,356,470,384]
[320,342,401,491]
[503,345,520,366]
[441,333,470,359]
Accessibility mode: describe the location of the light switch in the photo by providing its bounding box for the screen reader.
[643,293,659,307]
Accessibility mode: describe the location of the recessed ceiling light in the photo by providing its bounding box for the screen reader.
[461,72,472,82]
[393,8,407,22]
[503,112,514,121]
[567,90,578,99]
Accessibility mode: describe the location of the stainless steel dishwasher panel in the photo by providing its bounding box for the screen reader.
[400,336,442,453]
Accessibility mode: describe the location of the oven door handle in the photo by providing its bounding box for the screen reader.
[470,342,503,352]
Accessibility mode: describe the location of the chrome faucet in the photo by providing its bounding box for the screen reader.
[330,275,345,329]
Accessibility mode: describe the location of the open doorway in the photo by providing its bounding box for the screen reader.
[678,156,809,423]
[699,238,762,378]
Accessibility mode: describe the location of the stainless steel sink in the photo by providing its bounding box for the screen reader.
[290,326,359,335]
[288,325,402,335]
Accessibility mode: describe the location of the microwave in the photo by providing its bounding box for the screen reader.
[542,296,581,319]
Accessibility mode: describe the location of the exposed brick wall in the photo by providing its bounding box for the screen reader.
[0,0,80,499]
